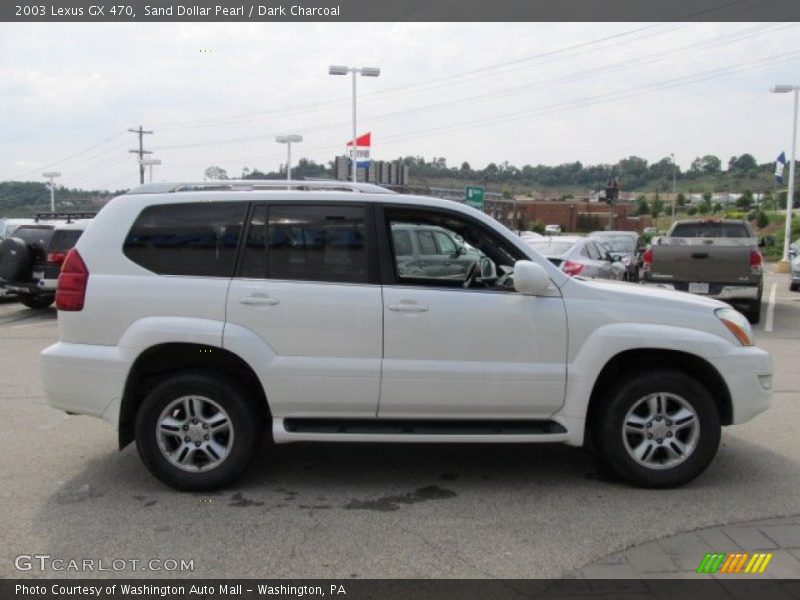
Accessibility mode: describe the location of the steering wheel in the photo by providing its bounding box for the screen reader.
[462,260,480,289]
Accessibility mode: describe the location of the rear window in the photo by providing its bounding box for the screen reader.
[671,222,751,238]
[49,229,83,252]
[124,202,248,277]
[13,226,54,248]
[527,240,575,255]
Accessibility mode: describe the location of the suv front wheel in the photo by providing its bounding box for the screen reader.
[591,369,721,488]
[135,371,263,491]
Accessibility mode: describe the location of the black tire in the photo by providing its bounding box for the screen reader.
[745,299,761,324]
[0,237,31,281]
[790,282,799,292]
[135,370,264,491]
[19,294,54,309]
[591,369,721,488]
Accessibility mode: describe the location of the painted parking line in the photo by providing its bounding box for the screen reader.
[765,283,777,333]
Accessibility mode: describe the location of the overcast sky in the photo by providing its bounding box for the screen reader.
[1,21,799,191]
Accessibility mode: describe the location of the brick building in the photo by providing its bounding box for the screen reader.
[484,199,653,233]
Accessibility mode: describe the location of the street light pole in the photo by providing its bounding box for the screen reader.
[329,65,380,183]
[42,172,60,212]
[671,153,677,223]
[771,84,799,266]
[275,135,303,181]
[140,158,161,183]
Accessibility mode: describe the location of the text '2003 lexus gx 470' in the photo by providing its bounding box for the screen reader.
[41,181,772,491]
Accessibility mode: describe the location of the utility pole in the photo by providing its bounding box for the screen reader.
[128,126,154,184]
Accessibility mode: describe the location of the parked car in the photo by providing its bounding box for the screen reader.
[791,255,800,292]
[641,219,763,323]
[589,230,644,281]
[525,236,625,280]
[391,223,480,279]
[41,180,772,491]
[789,238,799,260]
[519,230,544,240]
[0,218,37,241]
[0,213,94,309]
[544,224,562,235]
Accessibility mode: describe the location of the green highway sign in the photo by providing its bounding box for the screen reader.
[465,186,485,209]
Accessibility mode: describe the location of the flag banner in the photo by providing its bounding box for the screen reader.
[774,151,786,184]
[346,132,371,167]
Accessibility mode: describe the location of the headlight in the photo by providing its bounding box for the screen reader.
[715,307,754,346]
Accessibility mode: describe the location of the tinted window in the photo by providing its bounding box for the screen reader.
[434,231,457,255]
[671,222,751,238]
[124,202,247,277]
[392,229,412,256]
[49,230,83,252]
[14,226,54,248]
[417,230,438,255]
[241,205,367,284]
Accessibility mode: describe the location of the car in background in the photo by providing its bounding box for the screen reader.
[791,255,800,292]
[0,213,94,309]
[0,218,37,241]
[544,224,562,235]
[589,230,644,281]
[391,223,480,279]
[525,235,625,280]
[789,238,799,260]
[519,230,544,241]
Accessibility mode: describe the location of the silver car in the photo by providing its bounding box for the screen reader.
[526,236,625,280]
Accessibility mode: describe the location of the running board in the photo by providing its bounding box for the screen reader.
[282,418,566,436]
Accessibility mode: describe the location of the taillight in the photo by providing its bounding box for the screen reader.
[642,249,653,272]
[563,260,584,276]
[750,250,763,275]
[47,251,67,264]
[56,249,88,311]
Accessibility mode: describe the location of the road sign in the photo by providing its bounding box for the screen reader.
[465,186,485,209]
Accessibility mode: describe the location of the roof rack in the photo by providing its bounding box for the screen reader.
[34,211,97,223]
[127,180,396,195]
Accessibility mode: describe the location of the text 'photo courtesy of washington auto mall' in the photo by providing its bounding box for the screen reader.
[1,1,800,596]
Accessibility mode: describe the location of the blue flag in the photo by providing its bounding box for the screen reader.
[774,151,786,184]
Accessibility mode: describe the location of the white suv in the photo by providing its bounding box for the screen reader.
[41,181,772,490]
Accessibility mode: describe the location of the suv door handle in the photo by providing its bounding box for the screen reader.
[388,302,429,313]
[240,295,280,306]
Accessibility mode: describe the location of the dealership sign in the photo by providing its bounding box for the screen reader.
[346,132,371,167]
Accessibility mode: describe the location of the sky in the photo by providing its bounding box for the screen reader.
[1,21,799,191]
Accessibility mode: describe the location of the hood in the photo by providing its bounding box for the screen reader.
[566,277,726,312]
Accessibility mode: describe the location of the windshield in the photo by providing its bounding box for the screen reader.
[527,240,575,256]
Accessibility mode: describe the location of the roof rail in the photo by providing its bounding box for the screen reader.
[35,211,97,223]
[127,180,396,195]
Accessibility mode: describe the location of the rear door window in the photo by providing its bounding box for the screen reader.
[123,202,248,277]
[241,204,369,284]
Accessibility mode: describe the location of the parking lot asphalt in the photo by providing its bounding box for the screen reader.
[1,268,798,580]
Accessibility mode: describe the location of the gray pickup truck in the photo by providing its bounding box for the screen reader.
[641,219,763,323]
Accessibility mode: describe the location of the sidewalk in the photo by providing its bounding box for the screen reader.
[573,514,800,579]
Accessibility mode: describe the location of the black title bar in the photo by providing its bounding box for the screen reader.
[3,0,800,22]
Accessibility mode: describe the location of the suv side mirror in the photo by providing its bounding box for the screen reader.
[514,260,550,295]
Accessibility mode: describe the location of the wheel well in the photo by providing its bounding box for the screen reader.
[118,343,269,449]
[586,349,733,431]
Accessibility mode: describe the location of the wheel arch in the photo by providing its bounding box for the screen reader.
[119,342,269,449]
[586,349,733,434]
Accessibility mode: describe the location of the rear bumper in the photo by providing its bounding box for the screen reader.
[709,346,772,424]
[40,342,128,426]
[641,281,760,301]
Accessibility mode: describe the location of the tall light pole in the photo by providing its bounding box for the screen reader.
[329,65,380,183]
[671,153,678,223]
[42,171,60,212]
[275,135,303,181]
[139,157,161,183]
[771,84,799,267]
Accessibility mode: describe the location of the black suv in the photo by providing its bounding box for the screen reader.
[0,213,94,309]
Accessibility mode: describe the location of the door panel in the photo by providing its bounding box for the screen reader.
[380,286,568,419]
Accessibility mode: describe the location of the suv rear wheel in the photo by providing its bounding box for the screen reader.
[134,371,263,491]
[591,369,721,488]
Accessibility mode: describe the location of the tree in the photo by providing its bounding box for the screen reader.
[676,193,687,207]
[635,195,650,216]
[735,190,753,210]
[697,201,711,215]
[651,197,665,218]
[756,211,769,229]
[728,154,757,172]
[702,191,713,203]
[712,202,723,214]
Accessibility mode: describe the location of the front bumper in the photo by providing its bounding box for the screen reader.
[708,345,772,424]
